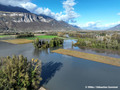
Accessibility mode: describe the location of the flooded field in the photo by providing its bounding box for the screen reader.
[0,40,120,90]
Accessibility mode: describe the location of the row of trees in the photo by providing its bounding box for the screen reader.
[0,55,42,90]
[33,37,64,49]
[16,32,34,38]
[68,31,120,39]
[68,32,96,39]
[46,32,66,37]
[111,33,120,43]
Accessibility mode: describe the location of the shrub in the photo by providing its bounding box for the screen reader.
[16,33,34,38]
[46,32,57,36]
[33,37,64,49]
[49,37,64,47]
[0,55,42,90]
[57,32,64,37]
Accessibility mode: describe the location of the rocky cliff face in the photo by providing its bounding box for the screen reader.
[0,11,81,32]
[0,12,52,23]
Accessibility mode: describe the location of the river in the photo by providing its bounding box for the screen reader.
[0,39,120,90]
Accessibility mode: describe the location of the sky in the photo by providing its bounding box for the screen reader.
[0,0,120,30]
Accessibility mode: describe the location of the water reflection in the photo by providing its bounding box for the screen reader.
[72,46,120,58]
[63,39,77,49]
[40,61,63,86]
[33,46,64,57]
[33,49,41,57]
[33,48,50,57]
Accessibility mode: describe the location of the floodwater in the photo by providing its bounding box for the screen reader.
[0,39,120,90]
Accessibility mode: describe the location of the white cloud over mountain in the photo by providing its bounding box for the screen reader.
[35,0,79,22]
[0,0,37,12]
[0,0,30,6]
[35,7,60,19]
[0,0,79,23]
[21,2,37,12]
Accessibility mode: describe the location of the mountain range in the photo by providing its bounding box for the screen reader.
[108,24,120,31]
[0,4,30,13]
[0,4,81,32]
[0,4,120,31]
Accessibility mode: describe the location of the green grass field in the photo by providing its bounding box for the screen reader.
[0,35,58,44]
[23,35,58,40]
[0,35,9,38]
[0,35,58,40]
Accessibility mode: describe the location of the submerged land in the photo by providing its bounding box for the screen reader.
[1,39,33,44]
[52,49,120,67]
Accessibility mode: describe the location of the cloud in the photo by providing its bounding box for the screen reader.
[57,0,79,22]
[35,8,57,18]
[117,13,120,15]
[21,2,37,12]
[34,0,79,22]
[74,21,120,30]
[0,0,30,6]
[0,0,37,12]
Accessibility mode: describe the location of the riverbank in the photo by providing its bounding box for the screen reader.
[39,87,46,90]
[52,49,120,67]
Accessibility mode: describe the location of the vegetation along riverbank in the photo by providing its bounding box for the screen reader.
[33,37,64,49]
[0,55,42,90]
[52,49,120,67]
[71,32,120,50]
